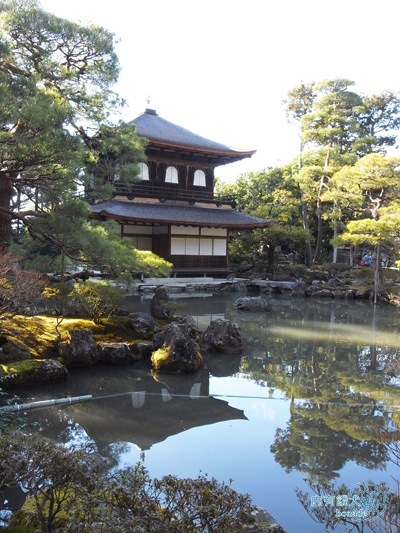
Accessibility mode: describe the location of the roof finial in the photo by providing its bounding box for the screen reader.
[146,95,151,106]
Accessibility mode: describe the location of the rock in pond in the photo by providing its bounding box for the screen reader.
[97,343,133,364]
[151,323,203,373]
[58,329,98,367]
[201,319,242,353]
[234,297,269,312]
[150,287,174,319]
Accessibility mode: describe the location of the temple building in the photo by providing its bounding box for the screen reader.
[91,109,271,276]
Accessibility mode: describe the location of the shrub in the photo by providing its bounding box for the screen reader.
[44,280,124,324]
[69,280,124,323]
[0,250,46,317]
[0,431,255,533]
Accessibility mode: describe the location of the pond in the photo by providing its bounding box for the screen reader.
[2,294,400,532]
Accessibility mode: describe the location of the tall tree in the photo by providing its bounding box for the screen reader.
[323,153,400,302]
[357,91,400,155]
[301,79,364,262]
[291,79,400,264]
[219,167,309,267]
[0,1,147,269]
[284,82,315,266]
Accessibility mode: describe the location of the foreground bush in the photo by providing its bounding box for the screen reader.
[44,280,124,324]
[0,431,254,532]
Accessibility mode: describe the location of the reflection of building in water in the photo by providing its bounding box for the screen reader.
[18,363,246,453]
[70,368,246,451]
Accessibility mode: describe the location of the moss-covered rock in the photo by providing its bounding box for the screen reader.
[0,359,68,388]
[151,324,203,373]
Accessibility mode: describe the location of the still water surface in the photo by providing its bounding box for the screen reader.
[4,294,400,532]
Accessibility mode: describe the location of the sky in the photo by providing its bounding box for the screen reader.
[40,0,400,181]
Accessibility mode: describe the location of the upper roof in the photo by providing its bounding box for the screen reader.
[91,200,272,229]
[130,109,256,164]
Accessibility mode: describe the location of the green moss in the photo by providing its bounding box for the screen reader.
[0,359,42,387]
[0,314,163,361]
[151,346,203,373]
[151,346,172,371]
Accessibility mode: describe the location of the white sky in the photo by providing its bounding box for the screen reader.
[40,0,400,181]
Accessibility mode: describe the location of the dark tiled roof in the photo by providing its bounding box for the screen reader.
[130,109,255,158]
[91,200,271,229]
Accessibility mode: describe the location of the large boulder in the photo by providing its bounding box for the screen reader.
[201,319,242,353]
[0,336,31,362]
[234,297,269,312]
[97,343,133,365]
[58,329,98,367]
[150,287,174,319]
[151,324,203,373]
[131,312,155,335]
[153,317,199,350]
[37,360,68,382]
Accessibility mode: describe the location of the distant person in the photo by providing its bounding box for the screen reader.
[362,253,372,267]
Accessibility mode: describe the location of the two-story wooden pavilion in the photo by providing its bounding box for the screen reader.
[91,109,271,276]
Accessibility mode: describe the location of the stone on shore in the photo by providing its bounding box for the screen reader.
[0,359,68,388]
[97,342,133,364]
[0,337,31,362]
[58,329,98,367]
[130,341,154,359]
[37,360,68,382]
[131,312,155,334]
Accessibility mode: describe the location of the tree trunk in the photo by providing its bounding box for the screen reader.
[0,176,13,249]
[374,243,384,304]
[313,175,326,263]
[332,202,339,263]
[60,250,65,283]
[349,244,354,267]
[313,137,332,264]
[332,217,338,263]
[298,142,312,267]
[300,192,312,267]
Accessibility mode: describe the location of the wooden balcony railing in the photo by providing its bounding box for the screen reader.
[113,183,236,207]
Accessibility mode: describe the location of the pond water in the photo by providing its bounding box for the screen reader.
[2,294,400,532]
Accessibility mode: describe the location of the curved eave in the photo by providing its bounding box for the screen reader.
[147,139,256,164]
[92,210,271,230]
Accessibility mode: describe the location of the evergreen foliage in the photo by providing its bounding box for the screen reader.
[0,1,170,278]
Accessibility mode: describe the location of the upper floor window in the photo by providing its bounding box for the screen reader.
[193,169,206,187]
[165,166,179,184]
[139,162,149,181]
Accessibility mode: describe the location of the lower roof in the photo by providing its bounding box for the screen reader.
[91,200,272,229]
